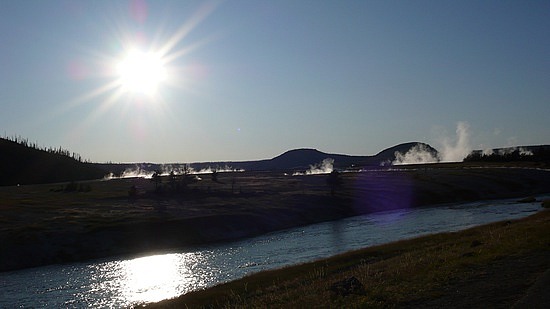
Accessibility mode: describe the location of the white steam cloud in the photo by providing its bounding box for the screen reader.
[519,147,533,156]
[392,144,439,165]
[293,158,334,176]
[391,121,472,165]
[496,147,533,156]
[104,166,154,179]
[191,165,245,174]
[104,164,244,180]
[439,121,471,162]
[482,147,533,157]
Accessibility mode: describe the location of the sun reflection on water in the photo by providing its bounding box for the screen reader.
[88,252,215,307]
[120,254,183,303]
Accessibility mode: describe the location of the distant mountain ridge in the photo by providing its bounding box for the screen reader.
[95,142,437,175]
[160,142,439,172]
[4,135,548,186]
[2,137,438,186]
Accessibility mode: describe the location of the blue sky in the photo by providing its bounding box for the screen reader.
[1,0,549,163]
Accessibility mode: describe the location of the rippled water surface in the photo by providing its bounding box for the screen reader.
[0,197,546,307]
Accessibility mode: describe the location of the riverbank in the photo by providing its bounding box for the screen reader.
[147,209,550,308]
[1,164,549,272]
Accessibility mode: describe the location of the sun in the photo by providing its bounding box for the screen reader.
[64,1,220,132]
[116,48,167,95]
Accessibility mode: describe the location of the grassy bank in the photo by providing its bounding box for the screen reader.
[148,209,550,308]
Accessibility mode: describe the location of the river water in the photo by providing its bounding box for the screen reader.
[0,196,546,308]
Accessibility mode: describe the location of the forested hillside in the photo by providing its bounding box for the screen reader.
[0,137,105,186]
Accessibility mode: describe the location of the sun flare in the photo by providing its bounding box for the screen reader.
[116,49,167,95]
[64,1,219,134]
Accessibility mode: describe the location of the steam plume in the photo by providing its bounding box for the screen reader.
[496,147,533,156]
[104,164,244,180]
[391,121,472,165]
[392,144,439,165]
[439,121,472,162]
[518,147,533,156]
[293,158,334,176]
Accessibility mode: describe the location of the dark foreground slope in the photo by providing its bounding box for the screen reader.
[1,164,549,272]
[0,138,105,186]
[149,209,550,308]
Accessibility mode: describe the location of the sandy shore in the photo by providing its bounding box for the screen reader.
[1,165,549,272]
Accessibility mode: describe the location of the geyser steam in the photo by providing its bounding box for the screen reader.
[439,121,471,162]
[104,164,244,180]
[392,121,472,165]
[392,144,439,165]
[293,158,334,176]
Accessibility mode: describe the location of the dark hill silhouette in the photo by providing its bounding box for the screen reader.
[260,142,439,170]
[177,142,440,172]
[374,142,439,165]
[88,142,550,178]
[257,148,356,170]
[272,148,337,166]
[96,142,438,176]
[0,138,106,186]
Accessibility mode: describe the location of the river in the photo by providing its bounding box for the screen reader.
[0,196,546,307]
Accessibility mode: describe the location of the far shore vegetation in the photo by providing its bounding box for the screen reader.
[1,162,550,272]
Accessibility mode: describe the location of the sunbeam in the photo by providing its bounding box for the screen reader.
[156,2,219,58]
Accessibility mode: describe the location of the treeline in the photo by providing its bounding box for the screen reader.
[2,134,89,163]
[0,136,106,186]
[464,145,550,163]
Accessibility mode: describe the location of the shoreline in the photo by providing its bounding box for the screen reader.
[1,166,550,272]
[147,209,550,308]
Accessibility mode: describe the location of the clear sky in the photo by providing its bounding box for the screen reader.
[1,0,549,163]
